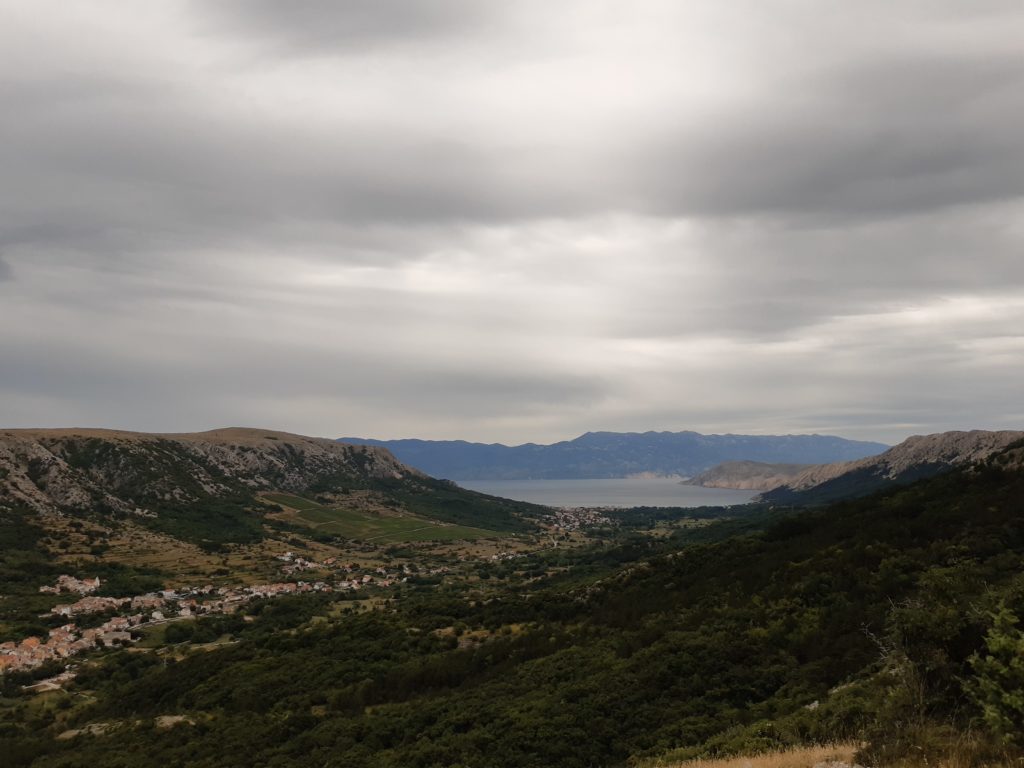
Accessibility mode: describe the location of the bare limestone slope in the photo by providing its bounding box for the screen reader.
[682,461,811,491]
[759,429,1024,504]
[0,427,415,517]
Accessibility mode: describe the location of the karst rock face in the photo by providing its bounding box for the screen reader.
[0,427,417,516]
[759,429,1024,504]
[786,430,1024,489]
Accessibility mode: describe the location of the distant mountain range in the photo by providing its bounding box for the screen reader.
[337,431,889,480]
[684,430,1024,504]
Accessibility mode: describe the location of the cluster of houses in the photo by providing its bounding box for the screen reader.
[50,593,164,618]
[2,560,448,676]
[0,617,143,674]
[489,551,526,562]
[276,551,433,587]
[2,582,316,674]
[276,551,335,575]
[38,575,102,595]
[215,581,334,607]
[547,507,613,532]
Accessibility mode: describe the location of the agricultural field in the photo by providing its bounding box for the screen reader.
[263,492,507,542]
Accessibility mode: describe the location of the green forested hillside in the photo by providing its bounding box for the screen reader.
[5,448,1024,767]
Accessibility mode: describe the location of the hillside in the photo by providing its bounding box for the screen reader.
[683,461,810,490]
[0,428,544,546]
[0,428,412,514]
[339,431,887,480]
[7,441,1024,767]
[760,429,1024,505]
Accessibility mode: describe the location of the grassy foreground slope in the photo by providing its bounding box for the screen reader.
[7,444,1024,767]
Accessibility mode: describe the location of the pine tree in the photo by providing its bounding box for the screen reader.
[969,605,1024,747]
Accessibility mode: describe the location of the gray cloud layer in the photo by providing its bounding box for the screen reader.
[1,1,1022,444]
[201,0,489,52]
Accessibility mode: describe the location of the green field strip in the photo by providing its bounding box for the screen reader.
[289,504,506,542]
[263,492,323,511]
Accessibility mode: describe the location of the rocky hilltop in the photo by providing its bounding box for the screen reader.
[0,427,542,547]
[760,429,1024,504]
[683,460,810,490]
[0,427,414,517]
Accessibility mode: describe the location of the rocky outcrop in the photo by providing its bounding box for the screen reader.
[683,460,811,490]
[760,430,1024,505]
[0,427,416,516]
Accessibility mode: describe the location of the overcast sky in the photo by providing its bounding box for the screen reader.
[2,1,1023,445]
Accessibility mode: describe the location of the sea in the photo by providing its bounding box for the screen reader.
[454,477,757,509]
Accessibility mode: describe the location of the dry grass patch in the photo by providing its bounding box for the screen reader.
[57,722,116,740]
[100,520,295,585]
[647,743,860,768]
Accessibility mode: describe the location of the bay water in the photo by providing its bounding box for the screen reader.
[455,477,757,508]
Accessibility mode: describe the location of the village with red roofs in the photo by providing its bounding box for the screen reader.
[0,553,447,677]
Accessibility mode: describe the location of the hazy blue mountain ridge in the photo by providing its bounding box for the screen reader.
[338,430,888,480]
